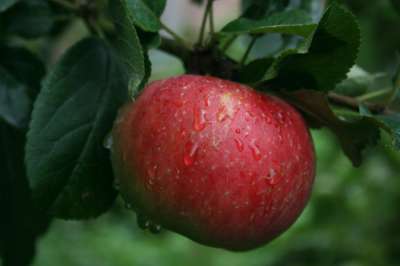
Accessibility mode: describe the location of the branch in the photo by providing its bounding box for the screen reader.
[327,92,392,114]
[159,37,190,60]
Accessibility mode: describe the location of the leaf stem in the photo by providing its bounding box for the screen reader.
[221,35,237,52]
[240,36,257,66]
[197,0,213,46]
[328,92,390,114]
[82,16,105,39]
[387,66,400,105]
[160,22,189,49]
[209,2,215,35]
[356,88,392,102]
[160,37,190,60]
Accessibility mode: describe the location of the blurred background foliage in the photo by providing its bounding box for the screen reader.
[2,0,400,265]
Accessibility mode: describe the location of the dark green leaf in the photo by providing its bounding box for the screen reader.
[266,3,360,91]
[0,66,32,129]
[143,0,166,16]
[111,0,146,96]
[241,0,271,19]
[26,38,127,219]
[137,29,162,49]
[1,0,54,39]
[334,66,379,97]
[391,0,400,15]
[0,0,19,12]
[280,90,379,166]
[241,0,290,19]
[0,45,46,99]
[222,10,316,37]
[359,106,400,149]
[124,0,161,32]
[0,122,36,265]
[237,57,274,83]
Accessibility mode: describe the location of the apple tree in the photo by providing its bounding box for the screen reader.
[1,0,400,265]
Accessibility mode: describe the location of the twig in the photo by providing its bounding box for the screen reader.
[197,0,213,46]
[240,36,257,66]
[328,92,390,114]
[356,88,392,102]
[160,22,188,49]
[159,37,190,60]
[209,2,215,35]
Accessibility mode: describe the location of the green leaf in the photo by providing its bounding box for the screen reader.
[237,57,274,83]
[359,106,400,149]
[1,0,54,39]
[266,3,360,91]
[280,90,379,166]
[143,0,166,16]
[0,45,46,99]
[137,29,162,49]
[241,0,290,19]
[334,66,381,97]
[124,0,161,32]
[0,66,32,129]
[111,0,147,96]
[391,0,400,15]
[26,38,127,219]
[0,0,19,12]
[0,122,35,265]
[222,10,316,37]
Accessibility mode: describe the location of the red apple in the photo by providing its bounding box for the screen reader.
[111,75,315,251]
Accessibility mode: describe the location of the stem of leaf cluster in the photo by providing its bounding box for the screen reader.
[328,92,390,114]
[240,36,257,66]
[356,88,392,102]
[387,86,400,104]
[209,3,215,35]
[197,0,213,46]
[83,17,105,39]
[160,22,188,49]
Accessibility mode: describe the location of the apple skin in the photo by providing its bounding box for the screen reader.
[111,75,315,251]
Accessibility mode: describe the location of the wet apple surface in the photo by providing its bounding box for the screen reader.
[111,75,315,251]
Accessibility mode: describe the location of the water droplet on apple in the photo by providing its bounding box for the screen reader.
[249,141,262,161]
[247,111,255,117]
[265,168,277,184]
[180,128,187,137]
[137,213,150,230]
[265,115,272,124]
[149,222,162,234]
[217,106,228,122]
[147,164,158,178]
[183,141,199,166]
[173,100,183,107]
[193,108,206,131]
[234,138,244,152]
[103,132,113,150]
[204,95,210,107]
